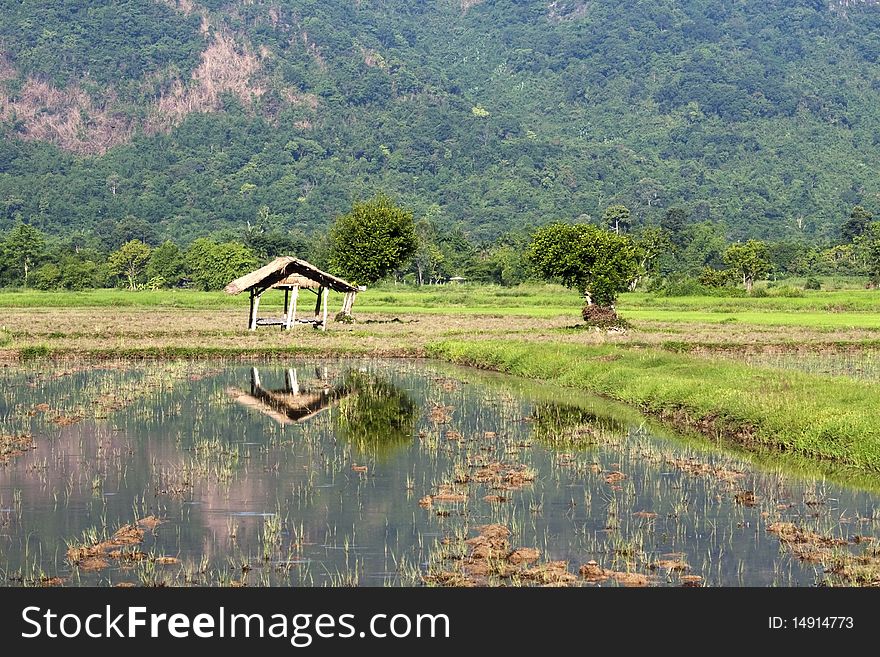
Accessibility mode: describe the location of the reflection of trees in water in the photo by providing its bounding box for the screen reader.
[334,373,417,459]
[530,402,625,447]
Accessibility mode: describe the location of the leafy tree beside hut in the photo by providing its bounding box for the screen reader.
[328,194,417,285]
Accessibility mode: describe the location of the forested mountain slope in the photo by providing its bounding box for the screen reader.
[2,0,880,243]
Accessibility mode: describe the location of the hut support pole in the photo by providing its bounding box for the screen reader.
[285,285,298,330]
[313,287,322,322]
[249,289,262,331]
[341,291,356,316]
[322,287,328,332]
[283,289,289,331]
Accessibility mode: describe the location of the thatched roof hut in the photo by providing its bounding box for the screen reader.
[225,257,361,331]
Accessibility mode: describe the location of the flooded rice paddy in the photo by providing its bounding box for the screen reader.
[720,350,880,381]
[2,359,880,587]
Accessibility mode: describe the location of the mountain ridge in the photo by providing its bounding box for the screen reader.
[2,0,880,243]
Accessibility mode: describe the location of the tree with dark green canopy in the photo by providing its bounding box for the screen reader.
[861,222,880,286]
[146,241,187,288]
[528,222,639,323]
[661,207,689,247]
[107,239,152,290]
[328,194,417,285]
[842,205,874,243]
[602,205,632,235]
[3,222,46,286]
[723,240,771,294]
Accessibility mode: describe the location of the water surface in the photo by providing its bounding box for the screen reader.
[1,359,878,587]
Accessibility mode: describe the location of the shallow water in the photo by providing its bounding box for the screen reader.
[724,350,880,381]
[1,359,878,587]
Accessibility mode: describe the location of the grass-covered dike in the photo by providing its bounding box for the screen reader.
[428,340,880,471]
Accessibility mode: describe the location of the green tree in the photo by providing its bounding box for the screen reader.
[660,207,688,248]
[527,222,639,317]
[3,222,46,286]
[630,225,672,289]
[723,240,771,294]
[186,239,259,291]
[31,263,61,290]
[60,255,107,290]
[842,205,873,243]
[602,204,632,235]
[680,221,727,273]
[328,194,417,285]
[410,219,448,285]
[146,240,187,288]
[107,239,152,290]
[858,222,880,284]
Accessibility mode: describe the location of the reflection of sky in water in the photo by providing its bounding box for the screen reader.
[0,360,878,587]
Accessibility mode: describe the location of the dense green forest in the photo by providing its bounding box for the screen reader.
[3,0,880,246]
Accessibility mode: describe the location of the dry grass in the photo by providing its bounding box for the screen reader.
[0,433,35,462]
[424,524,578,587]
[4,306,878,362]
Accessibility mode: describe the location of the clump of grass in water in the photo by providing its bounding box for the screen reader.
[19,345,51,361]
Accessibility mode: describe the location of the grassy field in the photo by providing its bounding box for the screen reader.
[428,340,880,470]
[5,282,880,470]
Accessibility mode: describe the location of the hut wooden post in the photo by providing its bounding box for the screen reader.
[322,287,328,331]
[340,291,356,317]
[251,366,262,391]
[282,288,289,330]
[249,289,262,331]
[313,286,322,323]
[285,368,299,394]
[285,284,299,330]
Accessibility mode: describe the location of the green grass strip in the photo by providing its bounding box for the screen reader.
[427,340,880,471]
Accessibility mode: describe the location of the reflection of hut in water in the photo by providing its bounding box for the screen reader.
[225,256,363,331]
[227,367,350,425]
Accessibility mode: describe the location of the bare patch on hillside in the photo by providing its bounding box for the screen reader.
[299,32,327,71]
[0,69,134,154]
[149,32,265,133]
[548,0,590,22]
[460,0,485,11]
[830,0,880,11]
[2,23,316,154]
[157,0,199,14]
[361,47,387,69]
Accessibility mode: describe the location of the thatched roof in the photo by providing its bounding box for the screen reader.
[225,256,358,295]
[272,274,321,290]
